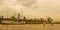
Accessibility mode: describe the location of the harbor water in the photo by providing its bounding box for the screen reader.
[0,24,60,30]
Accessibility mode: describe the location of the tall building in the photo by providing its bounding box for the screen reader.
[18,14,20,20]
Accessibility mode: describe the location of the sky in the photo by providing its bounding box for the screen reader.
[0,0,60,21]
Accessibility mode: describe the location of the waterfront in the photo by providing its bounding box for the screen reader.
[0,24,60,30]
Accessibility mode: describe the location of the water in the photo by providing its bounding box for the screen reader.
[0,24,60,30]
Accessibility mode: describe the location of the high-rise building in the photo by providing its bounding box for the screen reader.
[18,14,20,20]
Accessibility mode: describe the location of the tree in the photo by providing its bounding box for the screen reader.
[40,18,46,22]
[47,17,53,23]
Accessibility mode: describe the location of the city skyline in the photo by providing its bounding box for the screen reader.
[0,0,60,21]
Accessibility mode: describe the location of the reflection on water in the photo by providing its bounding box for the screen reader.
[0,24,60,30]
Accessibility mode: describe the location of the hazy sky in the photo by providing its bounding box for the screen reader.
[0,0,60,21]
